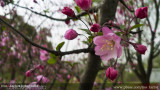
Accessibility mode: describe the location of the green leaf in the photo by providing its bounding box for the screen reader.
[65,61,73,66]
[129,24,144,31]
[120,25,125,30]
[73,62,79,66]
[115,32,122,36]
[47,54,57,65]
[43,9,49,13]
[47,58,56,64]
[97,32,103,36]
[56,42,65,51]
[88,36,94,43]
[2,26,6,31]
[75,6,81,13]
[50,53,56,58]
[82,41,89,45]
[79,28,91,35]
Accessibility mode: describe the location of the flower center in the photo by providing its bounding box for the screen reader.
[101,40,115,51]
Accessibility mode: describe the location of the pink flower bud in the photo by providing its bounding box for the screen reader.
[64,29,78,40]
[33,0,38,3]
[65,20,70,25]
[135,7,148,19]
[62,7,75,17]
[35,65,44,70]
[106,67,118,81]
[135,45,147,54]
[75,0,92,10]
[1,1,5,7]
[90,23,100,32]
[25,70,32,77]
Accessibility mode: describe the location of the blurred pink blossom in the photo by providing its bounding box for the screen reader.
[40,50,49,61]
[36,75,50,83]
[25,70,32,77]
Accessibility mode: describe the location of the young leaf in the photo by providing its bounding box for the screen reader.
[120,25,125,30]
[56,42,65,51]
[50,53,56,58]
[97,32,103,36]
[82,41,89,45]
[43,9,49,13]
[115,32,122,36]
[2,26,6,31]
[79,28,91,35]
[47,58,56,64]
[65,61,73,67]
[75,6,81,13]
[88,36,94,43]
[129,24,144,31]
[47,54,57,64]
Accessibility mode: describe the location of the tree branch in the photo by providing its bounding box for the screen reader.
[119,0,134,12]
[0,17,92,56]
[153,0,159,31]
[153,50,160,59]
[11,3,100,22]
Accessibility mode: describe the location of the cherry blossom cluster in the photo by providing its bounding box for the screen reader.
[61,0,148,81]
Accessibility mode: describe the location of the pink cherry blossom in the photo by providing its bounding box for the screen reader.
[36,75,50,83]
[106,67,118,81]
[135,7,148,19]
[93,27,122,61]
[40,50,49,61]
[75,0,92,10]
[1,37,8,46]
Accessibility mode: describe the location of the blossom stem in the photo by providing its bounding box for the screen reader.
[113,58,118,68]
[87,10,93,25]
[127,17,135,33]
[121,38,135,46]
[78,34,89,40]
[78,18,92,36]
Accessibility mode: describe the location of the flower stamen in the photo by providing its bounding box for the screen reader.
[101,40,115,51]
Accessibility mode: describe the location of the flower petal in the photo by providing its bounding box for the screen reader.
[93,36,106,46]
[95,46,108,55]
[117,45,122,58]
[102,26,113,35]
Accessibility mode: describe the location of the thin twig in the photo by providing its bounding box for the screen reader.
[119,0,134,12]
[0,17,92,56]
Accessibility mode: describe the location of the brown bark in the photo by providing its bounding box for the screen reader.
[79,0,118,90]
